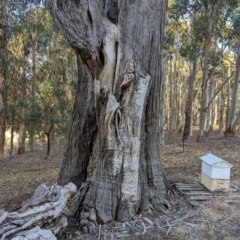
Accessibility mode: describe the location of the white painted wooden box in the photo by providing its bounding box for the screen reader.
[200,153,233,192]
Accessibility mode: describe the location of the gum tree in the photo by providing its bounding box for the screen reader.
[0,0,7,157]
[50,0,170,224]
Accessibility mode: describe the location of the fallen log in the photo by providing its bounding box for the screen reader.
[0,183,77,240]
[11,227,56,240]
[179,191,211,196]
[177,187,207,191]
[188,195,240,202]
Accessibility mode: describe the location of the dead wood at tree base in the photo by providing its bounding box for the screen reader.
[0,183,77,240]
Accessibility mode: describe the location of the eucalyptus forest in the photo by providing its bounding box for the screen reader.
[0,0,240,239]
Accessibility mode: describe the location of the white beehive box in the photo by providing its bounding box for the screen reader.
[200,153,233,192]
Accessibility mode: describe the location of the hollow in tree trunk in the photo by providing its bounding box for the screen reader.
[50,0,170,224]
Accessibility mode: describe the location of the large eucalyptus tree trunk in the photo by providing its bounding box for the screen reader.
[50,0,170,224]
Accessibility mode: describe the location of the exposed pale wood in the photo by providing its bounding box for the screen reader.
[0,183,77,240]
[11,227,57,240]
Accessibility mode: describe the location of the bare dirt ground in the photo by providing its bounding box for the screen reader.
[0,128,240,239]
[0,144,63,211]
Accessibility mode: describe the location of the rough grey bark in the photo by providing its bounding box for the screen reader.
[50,0,170,224]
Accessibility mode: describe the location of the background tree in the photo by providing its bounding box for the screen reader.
[1,1,77,157]
[0,0,7,157]
[226,11,240,133]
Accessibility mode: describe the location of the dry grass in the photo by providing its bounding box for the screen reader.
[169,200,240,240]
[0,144,63,211]
[162,127,240,240]
[0,128,240,239]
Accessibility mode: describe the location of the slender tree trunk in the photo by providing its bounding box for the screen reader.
[173,51,178,130]
[165,76,169,130]
[205,67,215,134]
[51,0,170,225]
[183,5,198,139]
[190,107,193,136]
[18,123,26,154]
[219,81,225,134]
[184,59,197,139]
[160,50,166,145]
[227,39,240,132]
[44,123,54,160]
[197,6,214,141]
[213,96,218,125]
[169,56,174,136]
[28,125,34,151]
[28,34,37,152]
[0,0,7,157]
[225,63,231,130]
[9,122,14,157]
[18,68,27,155]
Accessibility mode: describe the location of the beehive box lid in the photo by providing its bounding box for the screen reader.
[200,153,233,168]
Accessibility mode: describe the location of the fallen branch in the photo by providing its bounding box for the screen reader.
[166,221,172,236]
[98,224,101,240]
[0,183,77,240]
[141,221,146,235]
